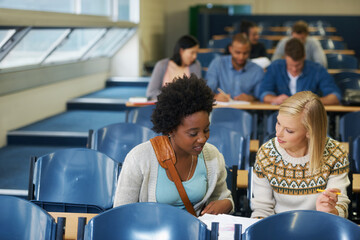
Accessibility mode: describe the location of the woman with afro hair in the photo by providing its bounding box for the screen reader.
[114,74,234,216]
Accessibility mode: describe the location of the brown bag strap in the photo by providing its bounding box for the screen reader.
[150,136,197,216]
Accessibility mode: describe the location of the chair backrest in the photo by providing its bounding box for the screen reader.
[90,122,157,164]
[83,202,217,240]
[334,73,360,95]
[30,148,119,211]
[326,54,359,69]
[243,210,360,240]
[207,124,250,170]
[127,104,156,129]
[352,136,360,173]
[319,39,345,50]
[210,108,254,138]
[0,195,57,240]
[197,51,220,68]
[208,37,232,49]
[339,111,360,142]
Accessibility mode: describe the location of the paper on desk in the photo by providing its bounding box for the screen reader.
[215,100,250,106]
[198,214,260,239]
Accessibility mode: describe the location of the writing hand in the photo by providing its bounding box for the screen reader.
[200,199,232,216]
[316,188,340,215]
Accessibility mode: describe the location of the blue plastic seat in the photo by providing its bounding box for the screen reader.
[208,124,250,170]
[0,195,60,240]
[319,39,346,50]
[127,104,156,129]
[243,210,360,240]
[29,148,120,213]
[210,108,254,138]
[89,122,157,164]
[82,202,219,240]
[327,54,359,69]
[208,37,232,49]
[353,136,360,173]
[197,51,220,68]
[339,111,360,142]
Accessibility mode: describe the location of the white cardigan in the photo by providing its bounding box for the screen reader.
[113,141,234,215]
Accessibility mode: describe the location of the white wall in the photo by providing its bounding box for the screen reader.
[0,73,107,147]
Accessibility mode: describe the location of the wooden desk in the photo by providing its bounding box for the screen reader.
[237,170,248,189]
[267,49,355,55]
[261,35,343,41]
[127,101,360,113]
[328,69,360,74]
[353,174,360,193]
[268,26,337,33]
[225,26,337,33]
[49,212,97,240]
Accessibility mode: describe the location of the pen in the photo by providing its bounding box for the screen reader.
[317,189,341,195]
[217,88,233,102]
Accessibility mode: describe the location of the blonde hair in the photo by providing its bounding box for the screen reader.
[279,91,327,172]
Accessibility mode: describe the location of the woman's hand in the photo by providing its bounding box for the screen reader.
[316,188,340,215]
[200,199,233,216]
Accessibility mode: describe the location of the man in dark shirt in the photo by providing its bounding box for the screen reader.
[239,21,267,59]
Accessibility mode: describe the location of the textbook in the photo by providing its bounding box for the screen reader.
[198,213,260,239]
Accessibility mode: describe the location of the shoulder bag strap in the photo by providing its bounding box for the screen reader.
[150,135,197,216]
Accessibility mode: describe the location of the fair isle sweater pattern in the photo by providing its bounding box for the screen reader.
[254,138,349,195]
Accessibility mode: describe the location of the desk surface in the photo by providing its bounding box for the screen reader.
[49,212,97,240]
[267,49,355,55]
[126,101,360,112]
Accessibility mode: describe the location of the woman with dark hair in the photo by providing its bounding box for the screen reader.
[115,74,234,216]
[146,35,201,100]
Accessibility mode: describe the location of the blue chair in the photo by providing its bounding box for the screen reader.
[208,124,250,170]
[319,39,346,50]
[352,136,360,173]
[89,122,157,164]
[127,104,156,129]
[81,202,219,240]
[210,108,254,139]
[208,37,232,50]
[197,51,220,68]
[339,111,360,142]
[28,148,120,213]
[242,210,360,240]
[333,72,360,95]
[309,20,332,28]
[327,54,359,69]
[0,195,62,240]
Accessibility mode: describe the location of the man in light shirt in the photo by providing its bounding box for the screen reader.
[259,38,341,105]
[272,20,327,68]
[206,33,264,102]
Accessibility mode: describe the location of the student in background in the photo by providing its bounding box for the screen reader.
[239,20,267,59]
[206,33,264,102]
[114,74,234,216]
[259,38,341,105]
[251,91,350,219]
[271,20,327,68]
[146,35,201,100]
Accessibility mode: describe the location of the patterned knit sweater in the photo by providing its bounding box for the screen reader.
[251,137,350,218]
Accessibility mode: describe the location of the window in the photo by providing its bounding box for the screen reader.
[0,29,69,68]
[44,28,106,64]
[85,28,129,59]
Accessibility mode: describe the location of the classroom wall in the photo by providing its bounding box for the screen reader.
[138,0,166,74]
[0,73,107,147]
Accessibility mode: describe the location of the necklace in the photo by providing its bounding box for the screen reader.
[186,155,195,181]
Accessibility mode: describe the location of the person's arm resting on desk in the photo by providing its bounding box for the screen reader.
[317,67,341,105]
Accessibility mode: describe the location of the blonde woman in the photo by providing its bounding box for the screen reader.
[251,91,350,218]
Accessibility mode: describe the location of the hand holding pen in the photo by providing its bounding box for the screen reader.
[216,88,233,102]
